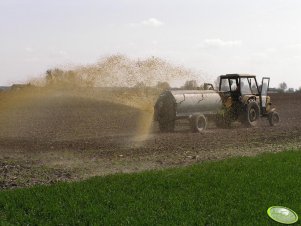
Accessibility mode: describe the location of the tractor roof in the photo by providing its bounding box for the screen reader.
[220,74,256,79]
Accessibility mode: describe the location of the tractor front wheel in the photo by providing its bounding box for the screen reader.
[268,111,280,126]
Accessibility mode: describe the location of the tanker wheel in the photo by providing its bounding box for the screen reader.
[157,93,176,133]
[243,101,260,127]
[190,114,207,133]
[268,111,280,126]
[159,120,175,132]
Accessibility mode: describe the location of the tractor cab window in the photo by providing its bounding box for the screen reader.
[261,82,268,96]
[229,78,238,91]
[220,78,230,92]
[249,78,259,94]
[240,77,253,95]
[220,78,239,92]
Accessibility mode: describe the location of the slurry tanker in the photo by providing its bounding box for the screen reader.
[154,74,280,132]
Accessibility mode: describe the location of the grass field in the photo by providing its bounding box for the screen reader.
[1,150,301,225]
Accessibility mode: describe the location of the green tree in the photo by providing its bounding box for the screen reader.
[183,80,198,90]
[156,82,170,91]
[279,82,287,92]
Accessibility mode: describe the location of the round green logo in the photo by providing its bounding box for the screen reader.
[267,206,298,224]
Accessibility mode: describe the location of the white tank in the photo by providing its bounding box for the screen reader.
[170,90,223,117]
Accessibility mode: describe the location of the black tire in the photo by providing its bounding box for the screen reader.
[156,92,176,133]
[190,114,207,133]
[268,111,280,126]
[243,101,260,127]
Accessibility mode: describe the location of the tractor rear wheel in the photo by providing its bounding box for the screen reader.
[268,111,280,126]
[243,101,260,127]
[190,114,207,132]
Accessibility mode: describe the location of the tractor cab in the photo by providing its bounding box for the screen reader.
[218,74,279,126]
[219,74,259,100]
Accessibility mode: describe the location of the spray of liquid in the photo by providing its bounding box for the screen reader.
[0,55,203,142]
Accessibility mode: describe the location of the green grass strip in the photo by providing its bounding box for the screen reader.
[1,150,301,225]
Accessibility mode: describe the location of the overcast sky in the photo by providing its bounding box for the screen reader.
[1,0,301,88]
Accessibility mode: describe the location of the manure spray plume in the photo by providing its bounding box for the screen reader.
[73,55,202,139]
[0,55,204,142]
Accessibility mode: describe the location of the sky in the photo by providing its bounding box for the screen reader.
[0,0,301,89]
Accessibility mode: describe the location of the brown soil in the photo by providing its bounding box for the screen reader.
[0,90,300,189]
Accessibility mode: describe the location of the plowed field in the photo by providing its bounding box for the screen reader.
[1,89,300,189]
